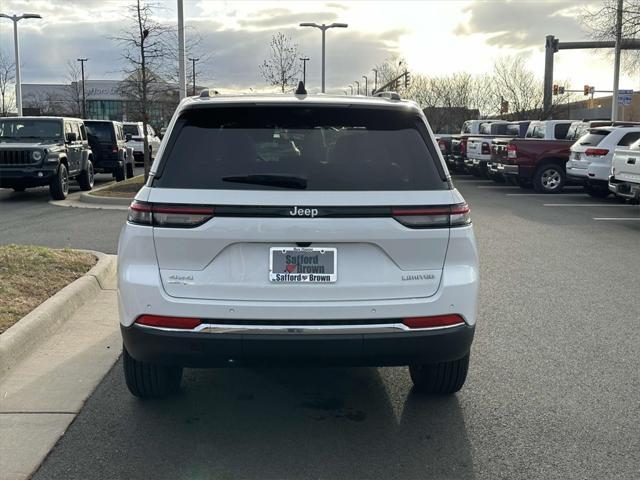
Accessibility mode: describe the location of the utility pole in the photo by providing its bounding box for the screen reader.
[611,0,623,121]
[0,13,42,115]
[372,69,378,93]
[300,56,309,85]
[177,0,186,100]
[299,22,348,93]
[188,57,199,95]
[77,58,88,118]
[362,75,368,96]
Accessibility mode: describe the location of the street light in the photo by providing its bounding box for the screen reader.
[348,84,353,95]
[77,58,88,118]
[362,75,368,96]
[299,22,348,93]
[372,69,378,92]
[188,57,199,96]
[354,80,360,95]
[299,56,309,85]
[0,12,42,115]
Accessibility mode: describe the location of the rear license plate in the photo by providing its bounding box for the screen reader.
[269,247,337,283]
[573,152,582,160]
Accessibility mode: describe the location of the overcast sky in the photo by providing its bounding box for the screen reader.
[0,0,637,96]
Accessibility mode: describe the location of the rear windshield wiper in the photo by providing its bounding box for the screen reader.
[222,174,307,189]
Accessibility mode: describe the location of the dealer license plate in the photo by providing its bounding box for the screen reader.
[269,247,337,283]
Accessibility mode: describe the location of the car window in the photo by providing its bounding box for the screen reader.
[566,122,587,140]
[525,123,542,138]
[123,124,139,136]
[479,123,491,135]
[493,124,508,135]
[73,123,83,141]
[64,122,73,139]
[86,122,115,143]
[155,106,447,191]
[461,122,471,134]
[78,123,87,141]
[617,132,640,146]
[0,119,63,140]
[628,138,640,150]
[148,126,155,136]
[577,130,609,146]
[506,124,520,136]
[554,123,571,139]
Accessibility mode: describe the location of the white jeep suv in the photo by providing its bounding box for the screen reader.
[118,91,479,398]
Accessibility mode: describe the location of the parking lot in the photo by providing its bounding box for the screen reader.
[15,175,638,480]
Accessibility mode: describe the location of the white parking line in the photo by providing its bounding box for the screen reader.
[477,185,520,189]
[593,217,640,221]
[544,204,638,207]
[505,193,583,196]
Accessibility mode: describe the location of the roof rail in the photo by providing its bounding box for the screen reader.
[199,89,220,98]
[373,91,401,100]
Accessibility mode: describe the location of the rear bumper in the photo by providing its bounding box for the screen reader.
[121,322,475,367]
[609,176,640,199]
[496,163,519,176]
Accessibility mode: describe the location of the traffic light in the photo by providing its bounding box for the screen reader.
[584,85,590,96]
[553,84,559,95]
[404,71,410,88]
[558,86,565,95]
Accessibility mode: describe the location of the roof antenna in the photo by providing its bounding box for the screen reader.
[295,81,307,95]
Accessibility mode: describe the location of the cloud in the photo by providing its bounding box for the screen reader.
[237,10,338,29]
[454,0,600,49]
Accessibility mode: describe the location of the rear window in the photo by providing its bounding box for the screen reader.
[577,130,609,146]
[618,132,640,146]
[154,106,447,191]
[85,122,114,142]
[506,124,520,136]
[123,124,139,136]
[554,123,571,139]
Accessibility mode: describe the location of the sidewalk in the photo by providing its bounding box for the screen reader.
[0,265,121,480]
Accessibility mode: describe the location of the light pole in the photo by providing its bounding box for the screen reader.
[0,12,42,116]
[348,84,353,95]
[362,75,368,96]
[299,22,348,93]
[611,0,623,121]
[354,80,360,95]
[177,0,186,100]
[77,58,88,118]
[300,56,309,85]
[372,69,378,92]
[188,57,199,95]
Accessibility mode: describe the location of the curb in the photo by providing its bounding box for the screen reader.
[79,192,132,206]
[0,250,117,376]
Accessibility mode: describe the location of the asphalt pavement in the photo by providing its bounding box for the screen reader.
[9,176,640,479]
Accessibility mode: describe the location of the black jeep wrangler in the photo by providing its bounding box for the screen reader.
[0,117,95,199]
[85,120,134,181]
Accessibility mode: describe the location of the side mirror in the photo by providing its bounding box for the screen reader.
[66,132,77,143]
[125,133,132,141]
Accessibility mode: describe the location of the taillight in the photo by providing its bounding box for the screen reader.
[438,140,446,152]
[507,144,517,158]
[136,315,201,329]
[128,200,214,228]
[481,142,490,155]
[402,314,465,329]
[460,138,467,155]
[392,203,471,228]
[112,147,118,153]
[584,148,609,156]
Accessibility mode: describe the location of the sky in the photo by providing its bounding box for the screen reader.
[0,0,637,98]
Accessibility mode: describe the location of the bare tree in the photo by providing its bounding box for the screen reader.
[0,53,16,116]
[63,61,84,117]
[259,32,300,93]
[581,0,640,74]
[112,0,170,179]
[373,56,408,93]
[162,27,212,94]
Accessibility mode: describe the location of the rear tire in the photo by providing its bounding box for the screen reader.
[78,160,95,191]
[50,164,69,200]
[533,164,565,193]
[12,186,25,192]
[115,164,126,182]
[126,162,134,179]
[123,347,182,399]
[585,184,609,198]
[409,353,470,394]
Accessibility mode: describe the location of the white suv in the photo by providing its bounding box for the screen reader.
[123,121,162,165]
[118,91,479,398]
[567,126,640,197]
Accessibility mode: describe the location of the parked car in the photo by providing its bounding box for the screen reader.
[567,126,640,197]
[123,121,161,166]
[0,116,94,199]
[447,120,503,173]
[609,137,640,201]
[84,120,134,181]
[118,92,479,398]
[466,121,530,178]
[497,120,578,193]
[487,121,532,181]
[435,134,453,160]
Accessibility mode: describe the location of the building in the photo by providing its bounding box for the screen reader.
[551,92,640,122]
[21,79,200,129]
